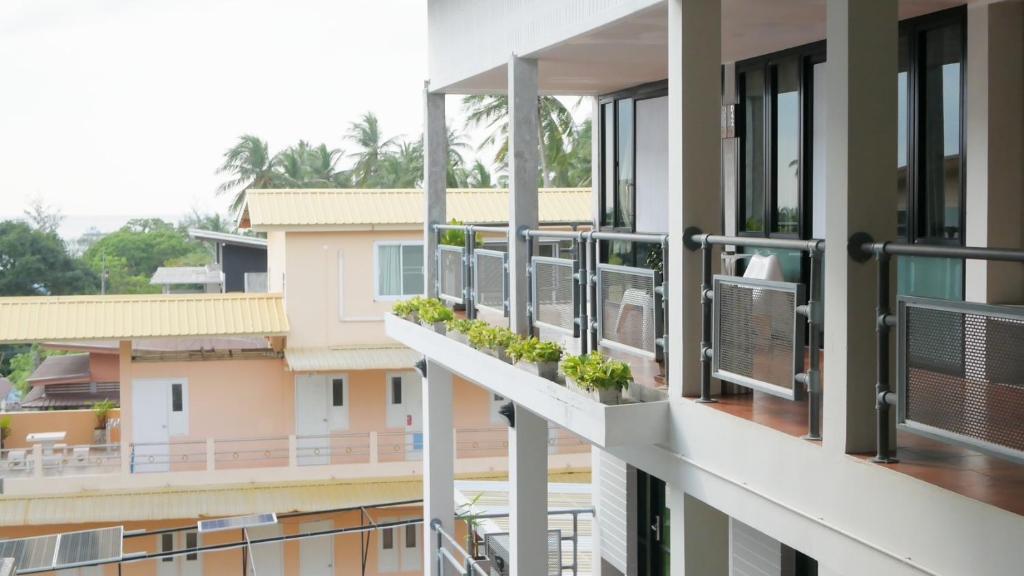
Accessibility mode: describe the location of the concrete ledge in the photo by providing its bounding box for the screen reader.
[386,314,670,449]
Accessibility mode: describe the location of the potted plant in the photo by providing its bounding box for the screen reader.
[445,318,477,345]
[392,296,424,322]
[508,337,563,381]
[419,300,454,334]
[484,327,519,363]
[92,399,115,445]
[560,351,632,405]
[0,416,11,450]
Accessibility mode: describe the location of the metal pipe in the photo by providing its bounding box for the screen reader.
[862,241,1024,263]
[804,250,822,441]
[661,236,670,386]
[873,251,897,463]
[691,233,824,253]
[697,239,716,403]
[471,225,509,234]
[572,235,583,341]
[526,233,535,335]
[465,227,476,320]
[523,229,585,240]
[587,233,599,353]
[590,230,668,244]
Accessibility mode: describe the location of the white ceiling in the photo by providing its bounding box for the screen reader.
[443,0,973,95]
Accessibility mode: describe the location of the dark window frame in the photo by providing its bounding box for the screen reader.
[332,377,345,407]
[171,382,183,413]
[390,376,403,405]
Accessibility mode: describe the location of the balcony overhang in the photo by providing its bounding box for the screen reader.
[386,315,670,449]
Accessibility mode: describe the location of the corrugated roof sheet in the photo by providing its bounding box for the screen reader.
[285,345,420,372]
[0,293,289,344]
[0,478,422,526]
[26,354,91,384]
[150,266,224,286]
[240,188,592,229]
[187,228,268,248]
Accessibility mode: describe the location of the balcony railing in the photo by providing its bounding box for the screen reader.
[851,237,1024,464]
[686,232,825,440]
[0,443,120,478]
[434,224,668,373]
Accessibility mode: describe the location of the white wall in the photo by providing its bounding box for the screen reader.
[595,448,630,574]
[730,519,781,576]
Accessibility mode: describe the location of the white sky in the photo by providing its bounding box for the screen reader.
[0,0,469,237]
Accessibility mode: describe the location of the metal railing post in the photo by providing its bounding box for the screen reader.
[804,248,823,441]
[873,247,898,463]
[434,227,442,299]
[525,231,535,335]
[433,519,443,576]
[698,235,716,403]
[465,226,476,320]
[660,237,670,385]
[572,234,583,343]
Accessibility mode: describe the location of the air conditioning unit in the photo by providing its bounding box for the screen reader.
[483,530,562,576]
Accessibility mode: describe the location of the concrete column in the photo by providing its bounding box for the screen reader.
[508,405,548,576]
[965,1,1024,305]
[118,339,132,474]
[423,359,455,575]
[823,0,898,453]
[668,0,722,398]
[669,490,729,576]
[424,84,447,299]
[507,55,540,335]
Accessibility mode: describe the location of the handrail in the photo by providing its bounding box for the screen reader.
[849,232,1024,463]
[685,229,825,440]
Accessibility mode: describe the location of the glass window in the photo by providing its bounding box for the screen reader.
[773,59,801,234]
[919,21,962,242]
[185,532,198,561]
[405,524,417,548]
[171,383,183,413]
[382,528,394,550]
[377,243,425,297]
[391,376,403,405]
[161,533,174,562]
[741,68,766,233]
[616,98,635,229]
[897,36,911,240]
[602,102,616,226]
[332,378,344,407]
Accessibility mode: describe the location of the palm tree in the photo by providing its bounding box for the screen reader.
[466,160,494,188]
[461,95,576,187]
[446,127,471,188]
[272,140,314,187]
[380,140,424,188]
[307,143,346,187]
[216,135,276,214]
[346,112,397,187]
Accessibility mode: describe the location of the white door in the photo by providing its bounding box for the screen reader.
[300,520,333,576]
[132,379,171,473]
[295,375,330,465]
[155,531,201,576]
[247,525,284,576]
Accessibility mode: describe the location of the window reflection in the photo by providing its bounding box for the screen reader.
[897,36,910,240]
[602,102,616,226]
[616,98,635,229]
[920,23,962,241]
[742,69,765,232]
[773,59,800,234]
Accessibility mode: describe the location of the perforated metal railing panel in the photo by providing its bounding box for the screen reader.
[474,249,506,314]
[597,264,656,355]
[439,246,465,304]
[898,298,1024,459]
[483,530,562,576]
[532,257,575,334]
[712,276,805,399]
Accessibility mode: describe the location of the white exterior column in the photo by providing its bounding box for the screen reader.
[669,489,729,576]
[965,1,1024,305]
[422,359,454,575]
[424,85,447,299]
[508,405,548,576]
[668,0,722,398]
[507,55,540,335]
[823,0,898,453]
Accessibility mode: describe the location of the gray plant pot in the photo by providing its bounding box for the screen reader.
[516,360,560,382]
[450,332,469,345]
[485,347,512,363]
[421,321,447,335]
[566,377,622,405]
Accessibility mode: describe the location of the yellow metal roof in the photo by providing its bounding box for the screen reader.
[240,188,592,230]
[0,293,289,344]
[0,478,422,526]
[286,345,420,372]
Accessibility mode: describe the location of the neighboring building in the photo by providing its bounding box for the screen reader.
[188,229,269,293]
[0,188,593,575]
[20,352,119,410]
[149,264,225,294]
[396,2,1024,576]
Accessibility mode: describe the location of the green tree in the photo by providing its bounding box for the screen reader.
[461,95,576,187]
[466,160,494,188]
[22,195,64,234]
[0,221,99,296]
[178,210,233,234]
[216,135,276,215]
[83,219,208,293]
[380,140,423,188]
[6,347,40,397]
[346,112,397,187]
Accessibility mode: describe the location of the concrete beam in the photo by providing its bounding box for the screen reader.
[508,405,548,576]
[508,55,540,335]
[424,85,447,299]
[423,359,454,575]
[668,0,722,398]
[823,0,898,453]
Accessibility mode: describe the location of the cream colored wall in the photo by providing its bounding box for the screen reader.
[3,409,122,450]
[130,358,293,443]
[282,230,422,348]
[267,230,287,294]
